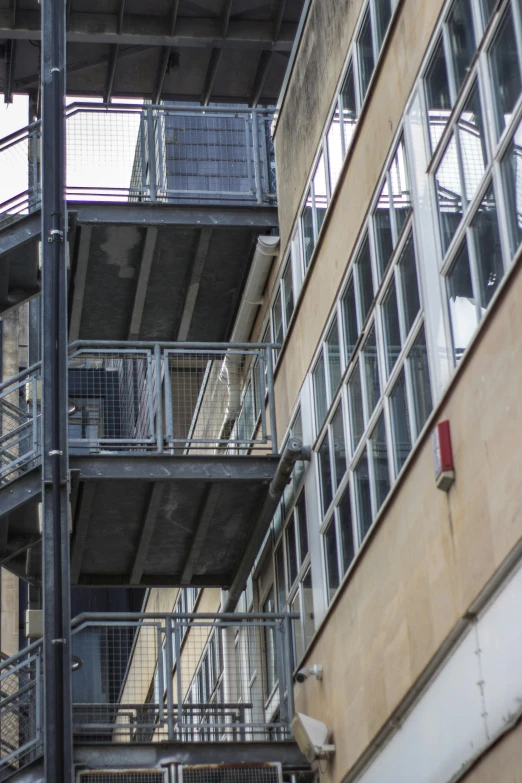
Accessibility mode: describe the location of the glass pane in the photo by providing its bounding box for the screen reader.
[375,0,393,49]
[425,37,452,151]
[338,484,354,573]
[408,327,433,435]
[502,119,522,255]
[341,61,358,150]
[436,134,463,253]
[348,361,365,452]
[447,0,476,93]
[382,279,401,375]
[355,449,372,542]
[275,545,286,611]
[282,261,294,329]
[286,513,298,587]
[369,412,390,511]
[326,317,342,396]
[363,324,380,416]
[358,8,375,98]
[471,184,504,310]
[302,569,315,650]
[291,592,303,664]
[480,0,497,25]
[327,102,344,191]
[263,589,276,692]
[356,234,374,323]
[459,83,487,202]
[301,189,315,268]
[390,139,411,236]
[313,153,328,233]
[313,353,328,431]
[291,409,306,488]
[390,368,412,474]
[318,434,333,516]
[373,181,394,280]
[324,521,340,602]
[297,491,308,562]
[489,8,522,135]
[331,404,347,489]
[342,277,359,363]
[447,241,478,362]
[398,234,420,334]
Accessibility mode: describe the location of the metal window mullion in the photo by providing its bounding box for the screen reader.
[404,335,422,441]
[165,617,175,741]
[352,40,364,114]
[155,113,166,198]
[357,343,371,428]
[337,95,347,159]
[511,0,522,78]
[491,158,514,270]
[465,224,485,318]
[368,0,380,66]
[442,19,459,106]
[386,167,401,246]
[157,626,165,724]
[470,0,486,45]
[311,180,319,242]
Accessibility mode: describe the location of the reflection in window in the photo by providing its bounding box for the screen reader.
[282,261,294,328]
[341,62,358,150]
[409,328,433,434]
[263,590,276,693]
[338,485,354,572]
[390,140,412,235]
[272,290,283,346]
[313,353,328,431]
[374,181,394,278]
[302,569,315,651]
[447,242,478,362]
[447,0,476,93]
[331,404,347,490]
[324,521,340,601]
[502,120,522,254]
[319,435,333,516]
[286,514,298,587]
[375,0,394,49]
[355,450,372,542]
[356,235,374,323]
[358,8,375,98]
[399,234,420,333]
[363,325,380,417]
[471,183,504,308]
[301,189,315,268]
[326,317,342,397]
[327,103,343,191]
[436,134,463,252]
[489,8,522,135]
[480,0,497,25]
[425,37,452,151]
[458,83,487,202]
[390,369,412,473]
[382,280,401,376]
[370,413,390,511]
[313,154,328,233]
[348,362,365,452]
[342,276,359,363]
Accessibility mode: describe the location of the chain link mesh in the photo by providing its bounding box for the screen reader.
[78,774,165,783]
[0,370,40,485]
[0,649,42,777]
[0,126,39,228]
[180,766,281,783]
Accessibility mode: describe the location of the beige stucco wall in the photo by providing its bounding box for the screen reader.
[271,0,445,441]
[293,255,522,783]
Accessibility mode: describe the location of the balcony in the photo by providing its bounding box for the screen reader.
[0,341,305,591]
[0,104,278,339]
[0,613,306,781]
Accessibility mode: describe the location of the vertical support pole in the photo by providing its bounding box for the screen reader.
[265,346,278,454]
[258,351,267,443]
[154,344,164,453]
[174,624,183,739]
[41,1,72,782]
[165,617,175,741]
[251,111,263,205]
[275,621,287,726]
[283,615,295,726]
[146,107,157,202]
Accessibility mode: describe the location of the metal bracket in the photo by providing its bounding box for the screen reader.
[49,450,63,456]
[51,638,66,645]
[48,230,64,243]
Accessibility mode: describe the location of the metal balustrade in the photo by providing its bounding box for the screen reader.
[0,103,276,228]
[0,613,296,777]
[0,342,278,484]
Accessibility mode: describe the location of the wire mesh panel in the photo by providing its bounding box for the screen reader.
[0,647,42,777]
[163,348,269,454]
[68,349,155,452]
[0,367,41,485]
[180,764,282,783]
[70,614,296,745]
[0,125,40,228]
[77,773,166,783]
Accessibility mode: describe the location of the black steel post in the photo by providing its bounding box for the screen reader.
[41,0,72,781]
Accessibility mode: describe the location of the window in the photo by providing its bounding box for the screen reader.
[489,6,522,135]
[313,315,342,432]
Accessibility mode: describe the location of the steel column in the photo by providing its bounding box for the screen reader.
[40,0,72,781]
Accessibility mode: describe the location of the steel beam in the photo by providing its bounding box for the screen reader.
[70,455,279,482]
[72,202,278,228]
[3,39,16,103]
[40,0,73,780]
[0,468,40,518]
[102,44,119,103]
[152,46,171,104]
[201,47,222,106]
[68,224,91,342]
[272,0,288,42]
[129,482,164,584]
[176,227,212,341]
[221,0,234,37]
[70,481,96,584]
[181,483,221,585]
[0,213,40,258]
[250,50,273,108]
[128,226,158,340]
[0,12,296,50]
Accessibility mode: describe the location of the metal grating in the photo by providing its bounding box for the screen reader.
[180,764,282,783]
[77,772,166,783]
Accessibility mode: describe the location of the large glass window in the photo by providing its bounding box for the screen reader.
[489,7,522,134]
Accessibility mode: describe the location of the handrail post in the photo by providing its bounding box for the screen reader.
[265,346,278,454]
[283,614,295,728]
[174,623,183,740]
[165,617,175,741]
[146,107,157,202]
[251,111,263,205]
[154,344,164,453]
